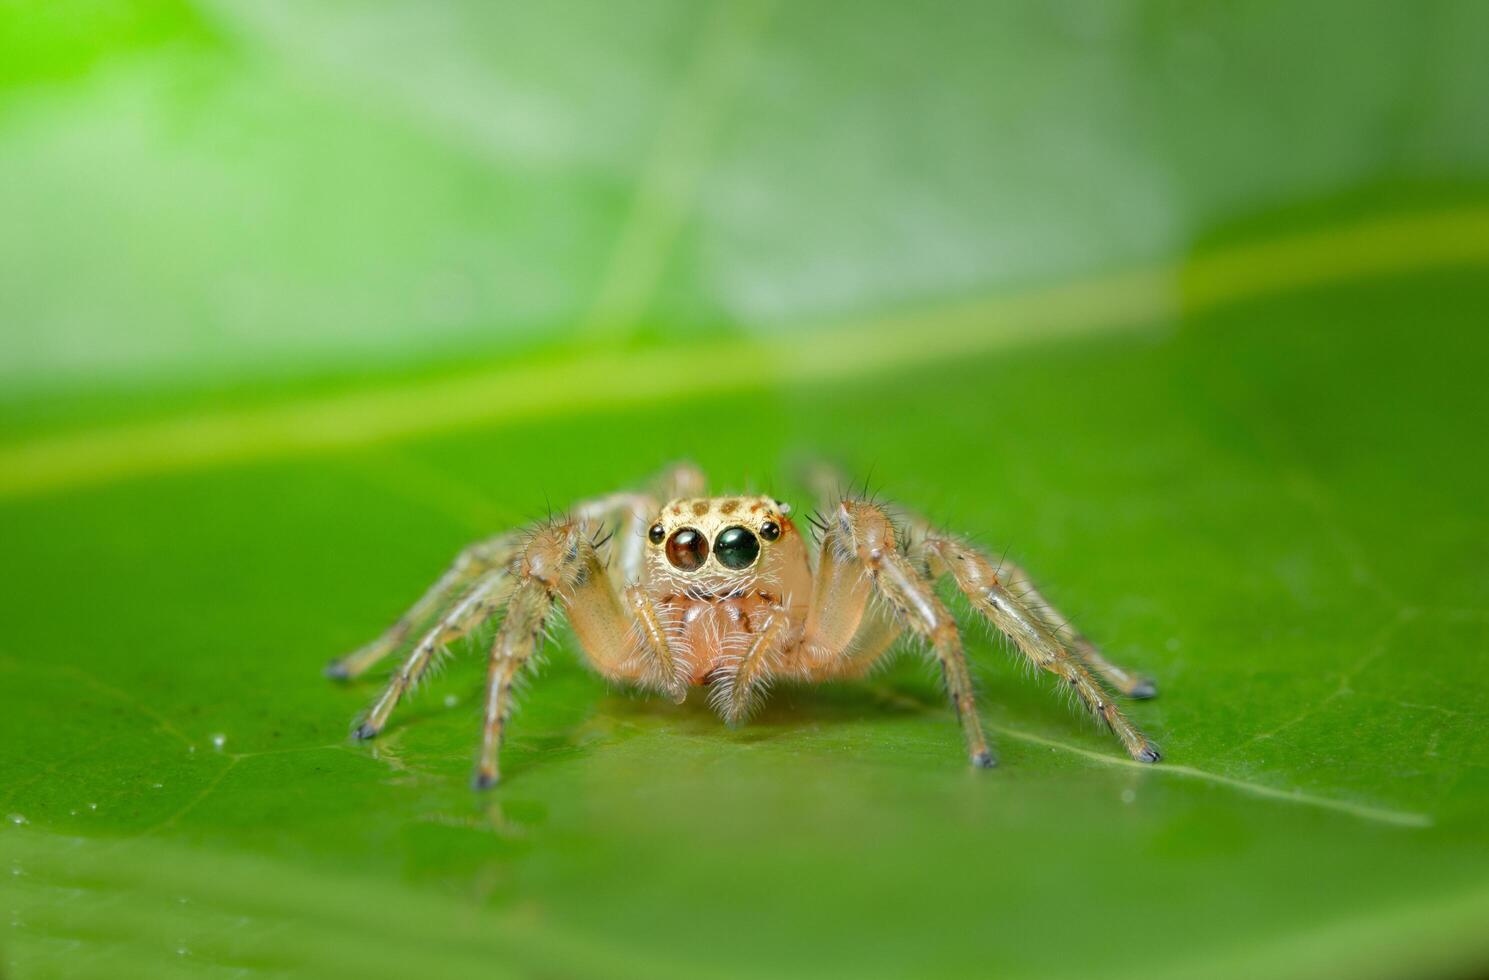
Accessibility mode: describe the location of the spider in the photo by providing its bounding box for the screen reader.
[326,462,1161,787]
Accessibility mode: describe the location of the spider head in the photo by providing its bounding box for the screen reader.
[646,495,798,584]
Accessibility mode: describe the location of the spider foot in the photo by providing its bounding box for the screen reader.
[351,721,381,741]
[1128,677,1159,700]
[1132,743,1162,764]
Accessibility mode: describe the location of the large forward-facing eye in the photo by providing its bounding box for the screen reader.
[665,527,708,571]
[713,526,760,570]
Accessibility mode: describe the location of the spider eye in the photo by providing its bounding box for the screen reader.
[648,523,666,544]
[714,526,760,570]
[759,520,781,542]
[665,527,708,571]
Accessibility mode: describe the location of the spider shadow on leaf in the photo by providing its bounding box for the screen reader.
[590,674,946,746]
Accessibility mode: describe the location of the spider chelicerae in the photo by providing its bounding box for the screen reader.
[327,462,1160,787]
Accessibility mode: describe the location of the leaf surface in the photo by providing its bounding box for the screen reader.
[3,3,1489,979]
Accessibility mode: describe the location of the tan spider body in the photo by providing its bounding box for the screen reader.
[328,463,1160,787]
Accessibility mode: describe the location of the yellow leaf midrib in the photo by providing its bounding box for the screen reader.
[2,206,1486,500]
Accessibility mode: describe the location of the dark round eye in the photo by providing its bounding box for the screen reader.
[714,526,760,570]
[759,520,781,542]
[665,527,708,571]
[648,523,666,544]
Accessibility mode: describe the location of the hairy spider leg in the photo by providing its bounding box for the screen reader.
[991,557,1156,699]
[795,499,995,768]
[569,491,656,590]
[336,469,708,787]
[624,584,690,702]
[718,600,791,725]
[476,521,649,787]
[892,507,1158,699]
[921,537,1161,763]
[325,532,523,680]
[353,567,512,738]
[565,488,693,699]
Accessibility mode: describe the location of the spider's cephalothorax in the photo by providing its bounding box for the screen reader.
[327,463,1161,788]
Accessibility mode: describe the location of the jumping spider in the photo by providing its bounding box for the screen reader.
[327,463,1160,787]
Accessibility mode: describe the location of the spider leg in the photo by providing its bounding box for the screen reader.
[718,602,791,725]
[334,466,710,788]
[789,605,902,681]
[570,491,656,589]
[654,460,707,499]
[553,538,688,701]
[800,499,994,768]
[922,536,1161,763]
[325,532,522,680]
[351,514,625,749]
[565,464,705,700]
[566,462,705,589]
[783,550,901,682]
[474,518,710,785]
[902,513,1156,698]
[799,457,852,514]
[352,568,512,739]
[475,577,551,788]
[996,559,1157,698]
[474,521,615,787]
[624,585,689,702]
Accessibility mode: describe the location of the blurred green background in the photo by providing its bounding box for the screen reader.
[3,2,1489,978]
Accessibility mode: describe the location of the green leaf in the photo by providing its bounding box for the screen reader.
[4,3,1489,979]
